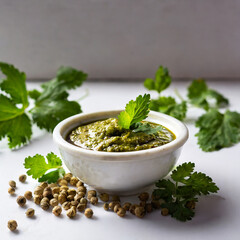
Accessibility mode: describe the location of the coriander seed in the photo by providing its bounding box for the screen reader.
[117,208,126,217]
[52,187,60,194]
[58,194,67,204]
[9,180,16,188]
[99,193,109,202]
[90,196,98,205]
[53,193,59,199]
[25,208,35,217]
[74,193,84,202]
[138,192,149,202]
[34,195,42,205]
[103,203,109,211]
[62,202,72,210]
[50,198,58,207]
[80,198,88,205]
[67,195,75,201]
[151,200,161,209]
[19,174,27,183]
[77,203,86,212]
[7,220,17,231]
[112,195,120,202]
[113,203,121,213]
[122,202,131,211]
[8,187,15,195]
[49,183,58,188]
[24,191,32,200]
[58,179,68,186]
[76,181,84,187]
[40,198,50,210]
[60,186,69,191]
[17,196,26,207]
[109,202,118,211]
[66,207,76,218]
[70,177,79,186]
[129,204,139,215]
[88,190,97,197]
[84,208,93,218]
[68,189,76,196]
[77,186,86,193]
[135,206,145,218]
[161,208,169,216]
[186,200,196,210]
[52,206,62,216]
[139,201,146,207]
[145,203,153,213]
[64,173,73,182]
[40,182,48,189]
[71,200,79,207]
[34,186,44,195]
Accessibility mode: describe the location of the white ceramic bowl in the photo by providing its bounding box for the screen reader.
[53,110,188,195]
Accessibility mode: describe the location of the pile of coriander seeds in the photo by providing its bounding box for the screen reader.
[7,172,169,231]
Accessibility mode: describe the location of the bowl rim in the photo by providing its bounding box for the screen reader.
[53,110,188,160]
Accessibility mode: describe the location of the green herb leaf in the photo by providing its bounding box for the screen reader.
[30,66,87,132]
[118,94,150,129]
[195,109,240,151]
[0,63,32,148]
[149,96,187,121]
[144,66,171,94]
[24,152,65,183]
[132,122,163,134]
[153,162,219,221]
[187,79,229,110]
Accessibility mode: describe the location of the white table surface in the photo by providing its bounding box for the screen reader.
[1,80,240,240]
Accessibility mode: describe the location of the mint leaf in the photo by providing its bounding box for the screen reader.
[195,109,240,151]
[150,96,187,121]
[187,79,229,110]
[118,94,150,129]
[30,66,87,132]
[144,66,171,94]
[24,152,65,183]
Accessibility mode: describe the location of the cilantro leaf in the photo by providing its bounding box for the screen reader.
[153,162,219,221]
[118,94,150,129]
[30,66,87,132]
[24,152,65,183]
[133,122,163,134]
[187,79,229,110]
[195,109,240,151]
[144,66,171,94]
[28,89,41,100]
[150,96,187,121]
[0,62,32,148]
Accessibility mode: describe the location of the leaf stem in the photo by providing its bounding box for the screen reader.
[174,88,185,102]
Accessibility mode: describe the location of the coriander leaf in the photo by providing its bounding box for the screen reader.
[144,66,171,94]
[31,99,81,132]
[195,109,240,151]
[186,172,219,195]
[150,96,187,121]
[24,152,65,183]
[133,122,163,134]
[171,162,195,183]
[153,179,176,202]
[118,94,150,129]
[187,79,229,110]
[0,113,32,148]
[162,202,195,222]
[0,62,28,108]
[30,66,87,132]
[28,89,41,100]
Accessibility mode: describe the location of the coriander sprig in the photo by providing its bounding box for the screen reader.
[0,62,87,149]
[144,66,240,152]
[153,162,219,222]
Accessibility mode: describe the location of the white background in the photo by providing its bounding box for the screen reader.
[0,80,240,240]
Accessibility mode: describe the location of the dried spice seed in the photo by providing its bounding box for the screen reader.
[88,190,97,197]
[34,186,44,195]
[8,220,17,231]
[67,195,75,201]
[113,203,121,213]
[50,198,59,207]
[53,194,59,199]
[64,173,73,182]
[71,200,79,207]
[138,192,149,202]
[84,208,93,218]
[70,177,79,186]
[122,202,131,211]
[109,202,119,211]
[76,181,84,188]
[74,193,84,202]
[117,208,126,217]
[58,194,67,204]
[58,179,68,186]
[34,195,42,205]
[8,187,15,195]
[24,191,32,200]
[151,200,161,209]
[40,198,50,210]
[161,208,169,216]
[99,193,109,202]
[52,187,60,194]
[9,180,16,188]
[103,203,109,211]
[49,183,58,188]
[19,174,27,183]
[90,197,98,205]
[77,186,86,193]
[62,202,72,210]
[145,203,153,213]
[17,196,26,207]
[135,207,145,218]
[60,186,69,191]
[52,206,62,216]
[129,204,138,215]
[80,198,88,205]
[66,207,76,218]
[25,208,35,217]
[67,189,77,196]
[77,203,86,212]
[186,200,196,210]
[40,182,48,189]
[139,201,146,207]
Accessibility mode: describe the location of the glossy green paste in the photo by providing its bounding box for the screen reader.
[68,118,175,152]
